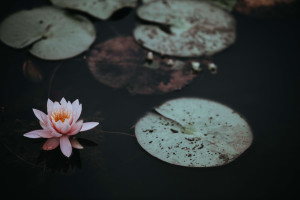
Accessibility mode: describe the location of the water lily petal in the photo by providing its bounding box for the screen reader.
[36,129,53,138]
[72,99,79,115]
[60,97,67,107]
[42,138,60,150]
[72,99,79,111]
[71,100,80,122]
[73,104,82,123]
[47,99,54,114]
[81,122,99,132]
[40,121,48,130]
[72,104,82,125]
[52,119,71,134]
[24,129,52,138]
[47,117,62,137]
[64,118,70,126]
[60,135,72,157]
[68,113,74,125]
[52,101,61,113]
[68,120,83,135]
[24,130,43,138]
[53,120,64,132]
[70,137,84,149]
[61,123,71,134]
[33,108,47,124]
[67,101,73,113]
[51,131,62,137]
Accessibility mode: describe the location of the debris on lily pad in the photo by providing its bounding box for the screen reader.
[191,61,202,72]
[0,6,96,60]
[135,98,253,167]
[142,0,238,11]
[50,0,137,20]
[134,0,236,57]
[87,36,197,95]
[208,62,217,74]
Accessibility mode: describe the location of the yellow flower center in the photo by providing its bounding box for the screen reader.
[51,109,71,123]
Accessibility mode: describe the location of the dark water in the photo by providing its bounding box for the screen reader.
[0,0,299,199]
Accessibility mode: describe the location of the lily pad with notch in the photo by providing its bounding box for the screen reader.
[0,6,96,60]
[135,98,253,167]
[134,0,236,57]
[87,36,197,95]
[50,0,137,20]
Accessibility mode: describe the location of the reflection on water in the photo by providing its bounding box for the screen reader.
[37,148,82,173]
[1,135,99,173]
[0,110,99,174]
[36,137,99,173]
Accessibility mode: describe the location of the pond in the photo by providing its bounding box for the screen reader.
[0,0,299,199]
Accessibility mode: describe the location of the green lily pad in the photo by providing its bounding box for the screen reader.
[50,0,137,20]
[135,98,253,167]
[134,0,236,57]
[0,6,96,60]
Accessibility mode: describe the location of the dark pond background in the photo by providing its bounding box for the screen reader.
[0,0,299,199]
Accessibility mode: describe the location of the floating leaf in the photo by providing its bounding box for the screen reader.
[22,59,43,82]
[0,6,96,60]
[209,0,237,11]
[135,98,253,167]
[87,36,197,95]
[134,0,236,57]
[50,0,137,20]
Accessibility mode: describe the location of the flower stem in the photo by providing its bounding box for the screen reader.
[100,130,136,138]
[48,62,63,98]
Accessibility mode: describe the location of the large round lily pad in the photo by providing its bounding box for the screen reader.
[135,98,253,167]
[0,6,96,60]
[87,36,196,95]
[50,0,137,20]
[134,0,236,57]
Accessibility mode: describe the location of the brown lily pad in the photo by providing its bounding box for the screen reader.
[87,36,197,95]
[134,0,236,57]
[234,0,297,17]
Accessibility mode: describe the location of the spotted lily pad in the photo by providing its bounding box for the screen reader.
[134,0,236,57]
[0,6,96,60]
[135,98,253,167]
[87,36,196,95]
[50,0,137,20]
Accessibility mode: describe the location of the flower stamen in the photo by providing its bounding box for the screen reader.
[51,109,70,123]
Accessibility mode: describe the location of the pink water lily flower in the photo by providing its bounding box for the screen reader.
[24,98,99,157]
